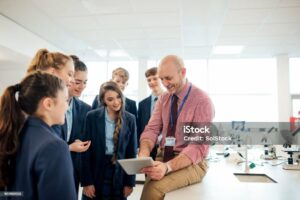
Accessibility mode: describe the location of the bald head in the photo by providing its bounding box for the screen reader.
[158,55,185,71]
[158,55,187,94]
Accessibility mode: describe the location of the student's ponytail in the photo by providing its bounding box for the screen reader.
[27,48,71,73]
[0,84,25,187]
[0,71,65,188]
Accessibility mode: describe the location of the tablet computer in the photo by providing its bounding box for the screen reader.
[117,157,154,175]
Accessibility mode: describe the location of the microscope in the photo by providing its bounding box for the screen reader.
[282,127,300,170]
[282,147,300,170]
[260,127,277,160]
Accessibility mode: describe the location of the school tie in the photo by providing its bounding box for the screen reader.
[151,97,158,113]
[163,95,178,162]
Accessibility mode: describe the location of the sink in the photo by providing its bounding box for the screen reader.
[234,173,277,183]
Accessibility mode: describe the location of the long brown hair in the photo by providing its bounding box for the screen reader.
[27,48,72,73]
[99,81,124,164]
[0,71,65,187]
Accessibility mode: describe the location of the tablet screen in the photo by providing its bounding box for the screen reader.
[117,157,154,175]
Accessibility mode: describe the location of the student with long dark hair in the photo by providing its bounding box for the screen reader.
[67,55,92,193]
[81,81,137,200]
[0,71,76,200]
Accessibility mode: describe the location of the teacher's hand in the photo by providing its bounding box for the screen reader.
[140,161,167,181]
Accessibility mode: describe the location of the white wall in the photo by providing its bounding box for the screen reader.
[0,14,60,94]
[0,63,27,94]
[0,14,59,57]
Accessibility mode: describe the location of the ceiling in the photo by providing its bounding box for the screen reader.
[1,0,300,62]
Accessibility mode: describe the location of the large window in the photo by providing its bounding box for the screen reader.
[81,58,279,123]
[80,61,107,105]
[81,61,139,105]
[185,60,208,91]
[290,58,300,117]
[147,59,277,122]
[208,59,277,122]
[291,98,300,117]
[147,60,158,69]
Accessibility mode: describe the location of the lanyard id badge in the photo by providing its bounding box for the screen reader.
[165,137,176,147]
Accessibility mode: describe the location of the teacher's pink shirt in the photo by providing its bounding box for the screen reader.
[140,81,214,164]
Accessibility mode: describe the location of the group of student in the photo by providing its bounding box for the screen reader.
[0,49,214,200]
[0,48,164,200]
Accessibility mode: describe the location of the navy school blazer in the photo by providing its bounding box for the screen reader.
[52,97,91,141]
[137,95,152,145]
[51,98,91,169]
[68,97,91,170]
[81,107,137,192]
[91,95,137,120]
[8,116,76,200]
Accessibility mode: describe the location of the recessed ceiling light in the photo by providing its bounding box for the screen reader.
[212,45,244,54]
[109,50,129,57]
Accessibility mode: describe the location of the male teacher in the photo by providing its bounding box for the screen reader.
[139,55,214,200]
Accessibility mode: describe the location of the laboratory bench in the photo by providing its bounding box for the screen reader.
[165,146,300,200]
[127,146,300,200]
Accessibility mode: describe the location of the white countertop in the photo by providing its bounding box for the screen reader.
[165,147,300,200]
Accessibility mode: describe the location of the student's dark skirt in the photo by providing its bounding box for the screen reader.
[82,155,125,200]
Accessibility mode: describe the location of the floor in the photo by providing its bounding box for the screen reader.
[78,174,145,200]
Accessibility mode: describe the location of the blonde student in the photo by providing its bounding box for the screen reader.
[0,72,76,200]
[27,48,74,88]
[27,48,90,154]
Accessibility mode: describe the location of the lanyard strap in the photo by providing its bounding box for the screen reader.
[170,83,192,127]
